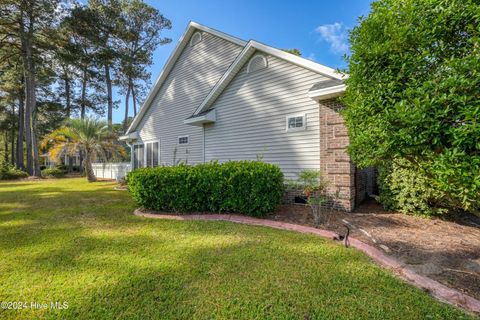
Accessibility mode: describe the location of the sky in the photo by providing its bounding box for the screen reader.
[111,0,373,124]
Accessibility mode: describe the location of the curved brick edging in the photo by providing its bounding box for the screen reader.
[134,209,480,315]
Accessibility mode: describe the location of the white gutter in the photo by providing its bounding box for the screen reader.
[308,84,346,101]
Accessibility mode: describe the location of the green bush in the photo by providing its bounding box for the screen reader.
[343,0,480,215]
[41,167,65,178]
[126,161,284,217]
[377,159,448,216]
[0,162,28,180]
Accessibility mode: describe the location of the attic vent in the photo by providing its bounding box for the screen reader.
[190,32,202,47]
[247,54,268,73]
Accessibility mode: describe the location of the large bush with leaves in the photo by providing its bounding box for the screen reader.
[377,159,448,216]
[343,0,480,215]
[0,162,28,180]
[126,161,284,217]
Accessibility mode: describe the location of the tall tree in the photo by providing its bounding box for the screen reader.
[88,0,123,130]
[1,0,60,176]
[115,0,171,132]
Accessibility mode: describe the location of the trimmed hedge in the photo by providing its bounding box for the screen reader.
[126,161,284,217]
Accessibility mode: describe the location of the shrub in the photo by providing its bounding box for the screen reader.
[41,167,65,178]
[377,159,448,216]
[343,0,480,215]
[288,170,339,225]
[126,161,284,217]
[0,162,28,180]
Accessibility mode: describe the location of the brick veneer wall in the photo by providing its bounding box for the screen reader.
[319,98,356,211]
[282,98,374,211]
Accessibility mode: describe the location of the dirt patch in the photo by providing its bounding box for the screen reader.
[269,198,480,300]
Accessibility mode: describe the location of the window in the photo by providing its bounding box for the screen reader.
[190,32,202,47]
[286,114,306,131]
[146,141,159,167]
[178,136,189,145]
[247,54,268,73]
[133,144,144,169]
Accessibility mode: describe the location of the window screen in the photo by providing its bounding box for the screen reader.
[133,144,144,169]
[286,114,306,131]
[178,136,189,145]
[146,142,159,167]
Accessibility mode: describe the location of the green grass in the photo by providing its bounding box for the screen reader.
[0,178,472,319]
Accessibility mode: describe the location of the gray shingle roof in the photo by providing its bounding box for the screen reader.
[309,79,344,92]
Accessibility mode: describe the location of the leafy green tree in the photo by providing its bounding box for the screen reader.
[115,0,171,132]
[343,0,480,214]
[41,118,125,182]
[282,48,301,56]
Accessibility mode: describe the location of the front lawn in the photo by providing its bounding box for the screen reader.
[0,178,472,319]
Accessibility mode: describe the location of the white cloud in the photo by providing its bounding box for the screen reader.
[307,53,316,61]
[315,22,349,54]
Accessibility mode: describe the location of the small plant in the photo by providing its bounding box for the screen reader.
[41,167,65,178]
[0,162,28,180]
[295,170,339,225]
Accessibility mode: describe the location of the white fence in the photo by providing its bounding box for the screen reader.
[91,162,131,180]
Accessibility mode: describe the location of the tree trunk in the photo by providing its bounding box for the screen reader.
[10,119,15,166]
[4,133,8,163]
[31,108,41,177]
[105,64,113,130]
[65,74,71,118]
[80,68,87,119]
[20,10,33,176]
[123,85,130,133]
[16,79,25,170]
[83,152,96,182]
[131,80,137,116]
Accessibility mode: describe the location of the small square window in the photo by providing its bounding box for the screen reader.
[286,114,306,131]
[178,136,189,145]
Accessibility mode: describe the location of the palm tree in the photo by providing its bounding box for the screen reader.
[41,118,126,182]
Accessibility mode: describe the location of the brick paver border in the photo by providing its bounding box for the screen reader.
[134,209,480,315]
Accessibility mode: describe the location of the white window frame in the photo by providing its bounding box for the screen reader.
[178,135,189,145]
[132,142,145,169]
[144,140,160,168]
[133,140,160,168]
[285,113,307,132]
[247,54,268,73]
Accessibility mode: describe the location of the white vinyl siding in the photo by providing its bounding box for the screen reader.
[136,32,243,165]
[205,53,328,179]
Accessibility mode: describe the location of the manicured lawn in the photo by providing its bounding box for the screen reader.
[0,178,472,319]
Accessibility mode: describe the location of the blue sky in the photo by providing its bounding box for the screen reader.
[112,0,373,123]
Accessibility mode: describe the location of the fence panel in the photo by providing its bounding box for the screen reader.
[91,162,131,180]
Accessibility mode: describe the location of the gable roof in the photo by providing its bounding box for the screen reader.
[125,21,247,135]
[190,40,347,117]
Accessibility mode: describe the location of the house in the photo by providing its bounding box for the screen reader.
[120,22,374,211]
[40,152,81,169]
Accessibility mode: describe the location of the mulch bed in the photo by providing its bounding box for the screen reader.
[269,198,480,301]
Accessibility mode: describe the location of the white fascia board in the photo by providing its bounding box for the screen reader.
[125,21,247,134]
[119,131,139,141]
[308,84,346,101]
[249,41,347,80]
[192,42,256,116]
[183,109,216,126]
[189,22,246,47]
